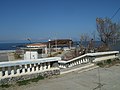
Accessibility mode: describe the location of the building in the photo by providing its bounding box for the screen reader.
[23,39,74,60]
[23,43,48,60]
[48,39,73,51]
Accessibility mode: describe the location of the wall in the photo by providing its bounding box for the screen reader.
[24,51,38,59]
[0,69,60,85]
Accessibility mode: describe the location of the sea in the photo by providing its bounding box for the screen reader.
[0,41,120,51]
[0,43,27,50]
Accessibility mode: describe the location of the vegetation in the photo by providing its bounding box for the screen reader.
[14,53,21,59]
[96,59,120,68]
[0,84,11,88]
[96,17,120,50]
[17,75,44,86]
[77,17,120,53]
[50,51,62,57]
[0,75,44,88]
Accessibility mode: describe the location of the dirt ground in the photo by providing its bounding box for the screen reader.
[1,64,120,90]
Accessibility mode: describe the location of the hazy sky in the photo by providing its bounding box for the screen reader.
[0,0,120,42]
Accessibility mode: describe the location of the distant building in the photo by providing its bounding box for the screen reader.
[48,39,73,51]
[22,39,74,60]
[23,43,48,60]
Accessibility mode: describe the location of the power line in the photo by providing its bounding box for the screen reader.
[110,7,120,20]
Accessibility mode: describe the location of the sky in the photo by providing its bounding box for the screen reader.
[0,0,120,43]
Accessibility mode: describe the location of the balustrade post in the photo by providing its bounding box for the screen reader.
[77,60,79,65]
[22,65,25,74]
[14,66,17,74]
[16,66,20,75]
[32,64,35,72]
[36,63,39,71]
[27,64,30,73]
[83,58,85,63]
[44,63,47,70]
[0,68,2,78]
[11,66,14,75]
[79,60,81,64]
[80,59,83,63]
[75,61,77,65]
[48,62,50,69]
[4,67,8,77]
[69,63,71,67]
[40,63,43,70]
[86,58,88,63]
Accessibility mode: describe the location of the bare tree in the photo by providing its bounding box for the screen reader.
[96,17,120,50]
[80,33,90,45]
[79,33,91,54]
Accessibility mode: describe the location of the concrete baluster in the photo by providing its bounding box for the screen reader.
[44,63,47,70]
[16,66,20,75]
[38,63,40,70]
[4,67,8,77]
[36,63,39,71]
[75,61,77,65]
[27,64,31,72]
[81,60,83,63]
[11,66,14,75]
[77,60,79,65]
[40,63,43,70]
[34,64,36,71]
[22,65,25,74]
[86,58,88,63]
[69,63,71,67]
[32,64,35,72]
[0,67,2,78]
[79,60,81,64]
[48,62,50,69]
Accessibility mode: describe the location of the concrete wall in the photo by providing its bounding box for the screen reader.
[24,51,38,60]
[0,53,8,62]
[0,69,60,85]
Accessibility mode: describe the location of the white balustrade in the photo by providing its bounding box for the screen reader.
[59,51,119,68]
[48,62,50,69]
[0,57,61,79]
[36,64,39,71]
[40,64,42,70]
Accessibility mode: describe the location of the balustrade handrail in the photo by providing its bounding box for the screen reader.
[59,51,119,64]
[59,54,87,64]
[86,51,119,56]
[0,57,61,67]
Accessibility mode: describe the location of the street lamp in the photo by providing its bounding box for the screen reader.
[48,39,51,56]
[55,38,57,52]
[69,39,72,49]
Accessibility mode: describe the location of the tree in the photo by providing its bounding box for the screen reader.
[80,33,90,46]
[96,17,120,50]
[79,33,91,54]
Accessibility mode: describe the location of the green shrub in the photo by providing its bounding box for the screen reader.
[0,84,11,88]
[17,79,30,86]
[17,75,44,86]
[106,59,112,64]
[96,62,104,67]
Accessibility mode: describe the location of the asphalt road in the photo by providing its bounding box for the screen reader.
[1,64,120,90]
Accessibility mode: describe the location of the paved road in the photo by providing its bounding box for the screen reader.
[2,64,120,90]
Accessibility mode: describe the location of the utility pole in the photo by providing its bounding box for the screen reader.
[27,38,32,59]
[48,39,51,56]
[69,38,72,49]
[55,38,57,52]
